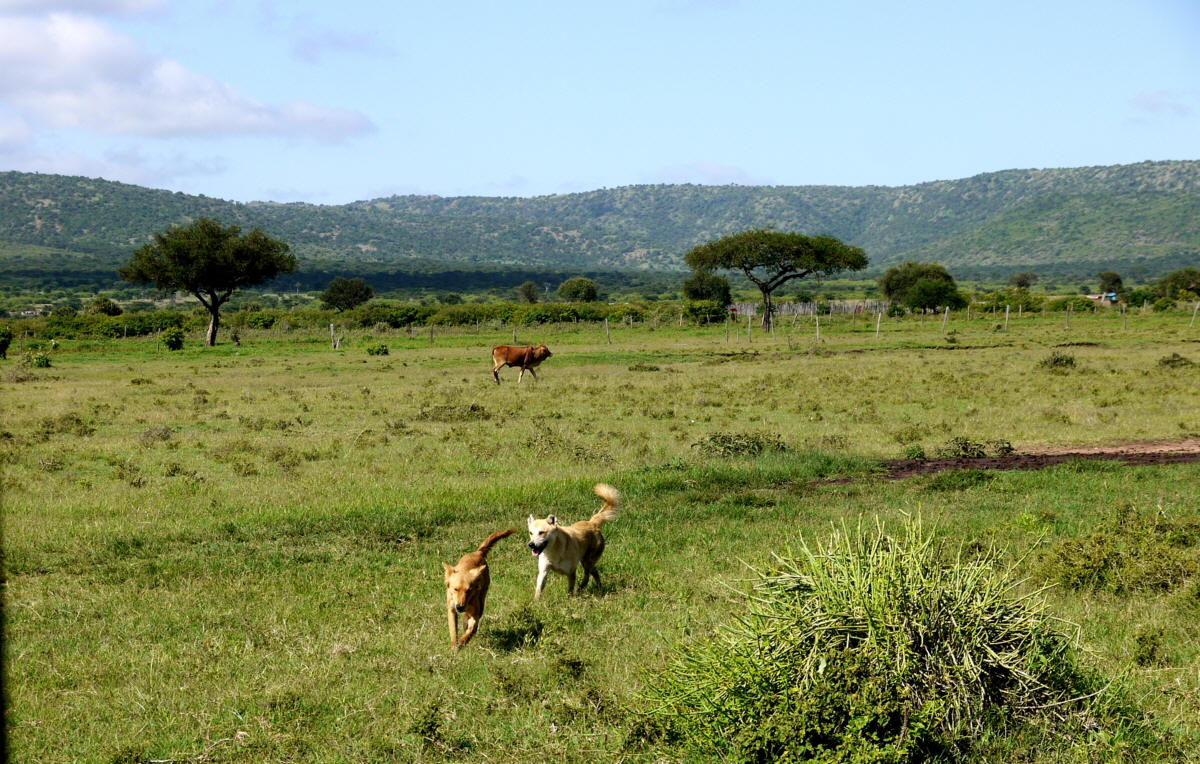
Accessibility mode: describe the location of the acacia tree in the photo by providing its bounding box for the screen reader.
[1097,271,1124,297]
[321,277,374,311]
[119,217,295,346]
[684,229,866,330]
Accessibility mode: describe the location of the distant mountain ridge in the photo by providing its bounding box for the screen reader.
[2,160,1198,281]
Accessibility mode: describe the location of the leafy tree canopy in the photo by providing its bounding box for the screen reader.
[84,296,122,316]
[681,271,732,306]
[1008,271,1038,288]
[684,228,867,329]
[878,261,957,301]
[119,216,295,346]
[556,277,598,302]
[903,278,968,312]
[1097,271,1124,296]
[1156,267,1200,300]
[516,281,540,304]
[320,276,374,312]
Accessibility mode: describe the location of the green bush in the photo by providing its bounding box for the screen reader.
[682,300,727,323]
[18,351,51,368]
[645,521,1127,763]
[1153,298,1177,312]
[1038,350,1076,371]
[161,327,185,351]
[365,342,389,356]
[1040,505,1200,594]
[691,431,787,457]
[244,312,276,329]
[1046,296,1094,312]
[0,325,11,359]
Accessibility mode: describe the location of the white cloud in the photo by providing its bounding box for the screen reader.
[0,12,376,142]
[1132,90,1194,119]
[0,142,227,186]
[256,3,394,64]
[649,161,770,186]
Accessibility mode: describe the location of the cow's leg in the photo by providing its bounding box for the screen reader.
[493,363,503,385]
[527,367,539,381]
[517,367,526,384]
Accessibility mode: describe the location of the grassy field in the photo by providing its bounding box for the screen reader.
[4,308,1200,762]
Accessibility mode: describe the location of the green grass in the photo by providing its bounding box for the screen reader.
[4,310,1200,762]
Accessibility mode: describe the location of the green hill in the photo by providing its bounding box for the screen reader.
[2,160,1198,289]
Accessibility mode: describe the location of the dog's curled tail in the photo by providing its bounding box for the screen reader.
[590,483,620,526]
[477,528,516,557]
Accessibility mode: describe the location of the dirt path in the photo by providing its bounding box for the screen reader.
[881,439,1200,480]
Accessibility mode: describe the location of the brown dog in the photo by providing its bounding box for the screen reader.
[443,529,515,650]
[527,484,619,600]
[491,344,552,385]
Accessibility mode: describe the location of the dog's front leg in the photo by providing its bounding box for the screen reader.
[447,605,459,650]
[460,610,479,646]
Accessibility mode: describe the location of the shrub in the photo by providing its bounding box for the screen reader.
[644,521,1122,762]
[682,300,727,323]
[1040,506,1200,594]
[1038,350,1076,371]
[1158,353,1194,369]
[0,326,11,359]
[161,327,185,351]
[18,351,51,368]
[244,312,276,329]
[1046,296,1093,312]
[886,304,906,317]
[934,436,987,459]
[1153,298,1177,312]
[365,342,389,356]
[691,431,787,457]
[903,444,926,460]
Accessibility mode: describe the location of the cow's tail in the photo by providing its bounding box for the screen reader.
[477,529,516,557]
[589,484,620,526]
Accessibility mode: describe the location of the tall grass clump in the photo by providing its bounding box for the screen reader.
[643,521,1144,762]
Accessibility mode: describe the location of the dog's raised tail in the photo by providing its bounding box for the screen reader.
[477,528,516,557]
[590,483,620,525]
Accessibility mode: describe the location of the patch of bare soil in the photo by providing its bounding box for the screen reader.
[881,439,1200,480]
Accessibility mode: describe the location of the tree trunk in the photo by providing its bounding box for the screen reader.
[206,309,220,346]
[759,286,773,332]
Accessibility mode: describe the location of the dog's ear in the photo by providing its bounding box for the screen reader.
[547,515,557,526]
[469,567,485,581]
[527,514,535,527]
[442,562,454,577]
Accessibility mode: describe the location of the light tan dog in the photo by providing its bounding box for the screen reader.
[527,484,620,600]
[443,529,515,650]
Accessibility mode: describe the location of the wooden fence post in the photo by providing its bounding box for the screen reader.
[725,318,729,342]
[875,310,882,339]
[815,314,820,342]
[330,323,336,349]
[747,315,752,343]
[1191,301,1199,329]
[1004,305,1010,333]
[941,306,949,334]
[605,318,611,344]
[513,328,517,344]
[429,324,434,347]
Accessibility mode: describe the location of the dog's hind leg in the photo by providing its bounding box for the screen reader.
[565,569,577,595]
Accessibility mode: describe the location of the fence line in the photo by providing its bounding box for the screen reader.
[730,300,893,317]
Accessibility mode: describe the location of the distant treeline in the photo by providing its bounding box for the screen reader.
[11,301,664,339]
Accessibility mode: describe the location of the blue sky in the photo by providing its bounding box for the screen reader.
[1,0,1197,204]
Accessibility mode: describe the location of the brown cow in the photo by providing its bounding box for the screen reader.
[492,344,552,384]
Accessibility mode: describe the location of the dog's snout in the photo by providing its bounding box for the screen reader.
[528,541,536,549]
[455,604,465,613]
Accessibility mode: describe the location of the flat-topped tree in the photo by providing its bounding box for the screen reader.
[685,228,867,331]
[119,217,295,346]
